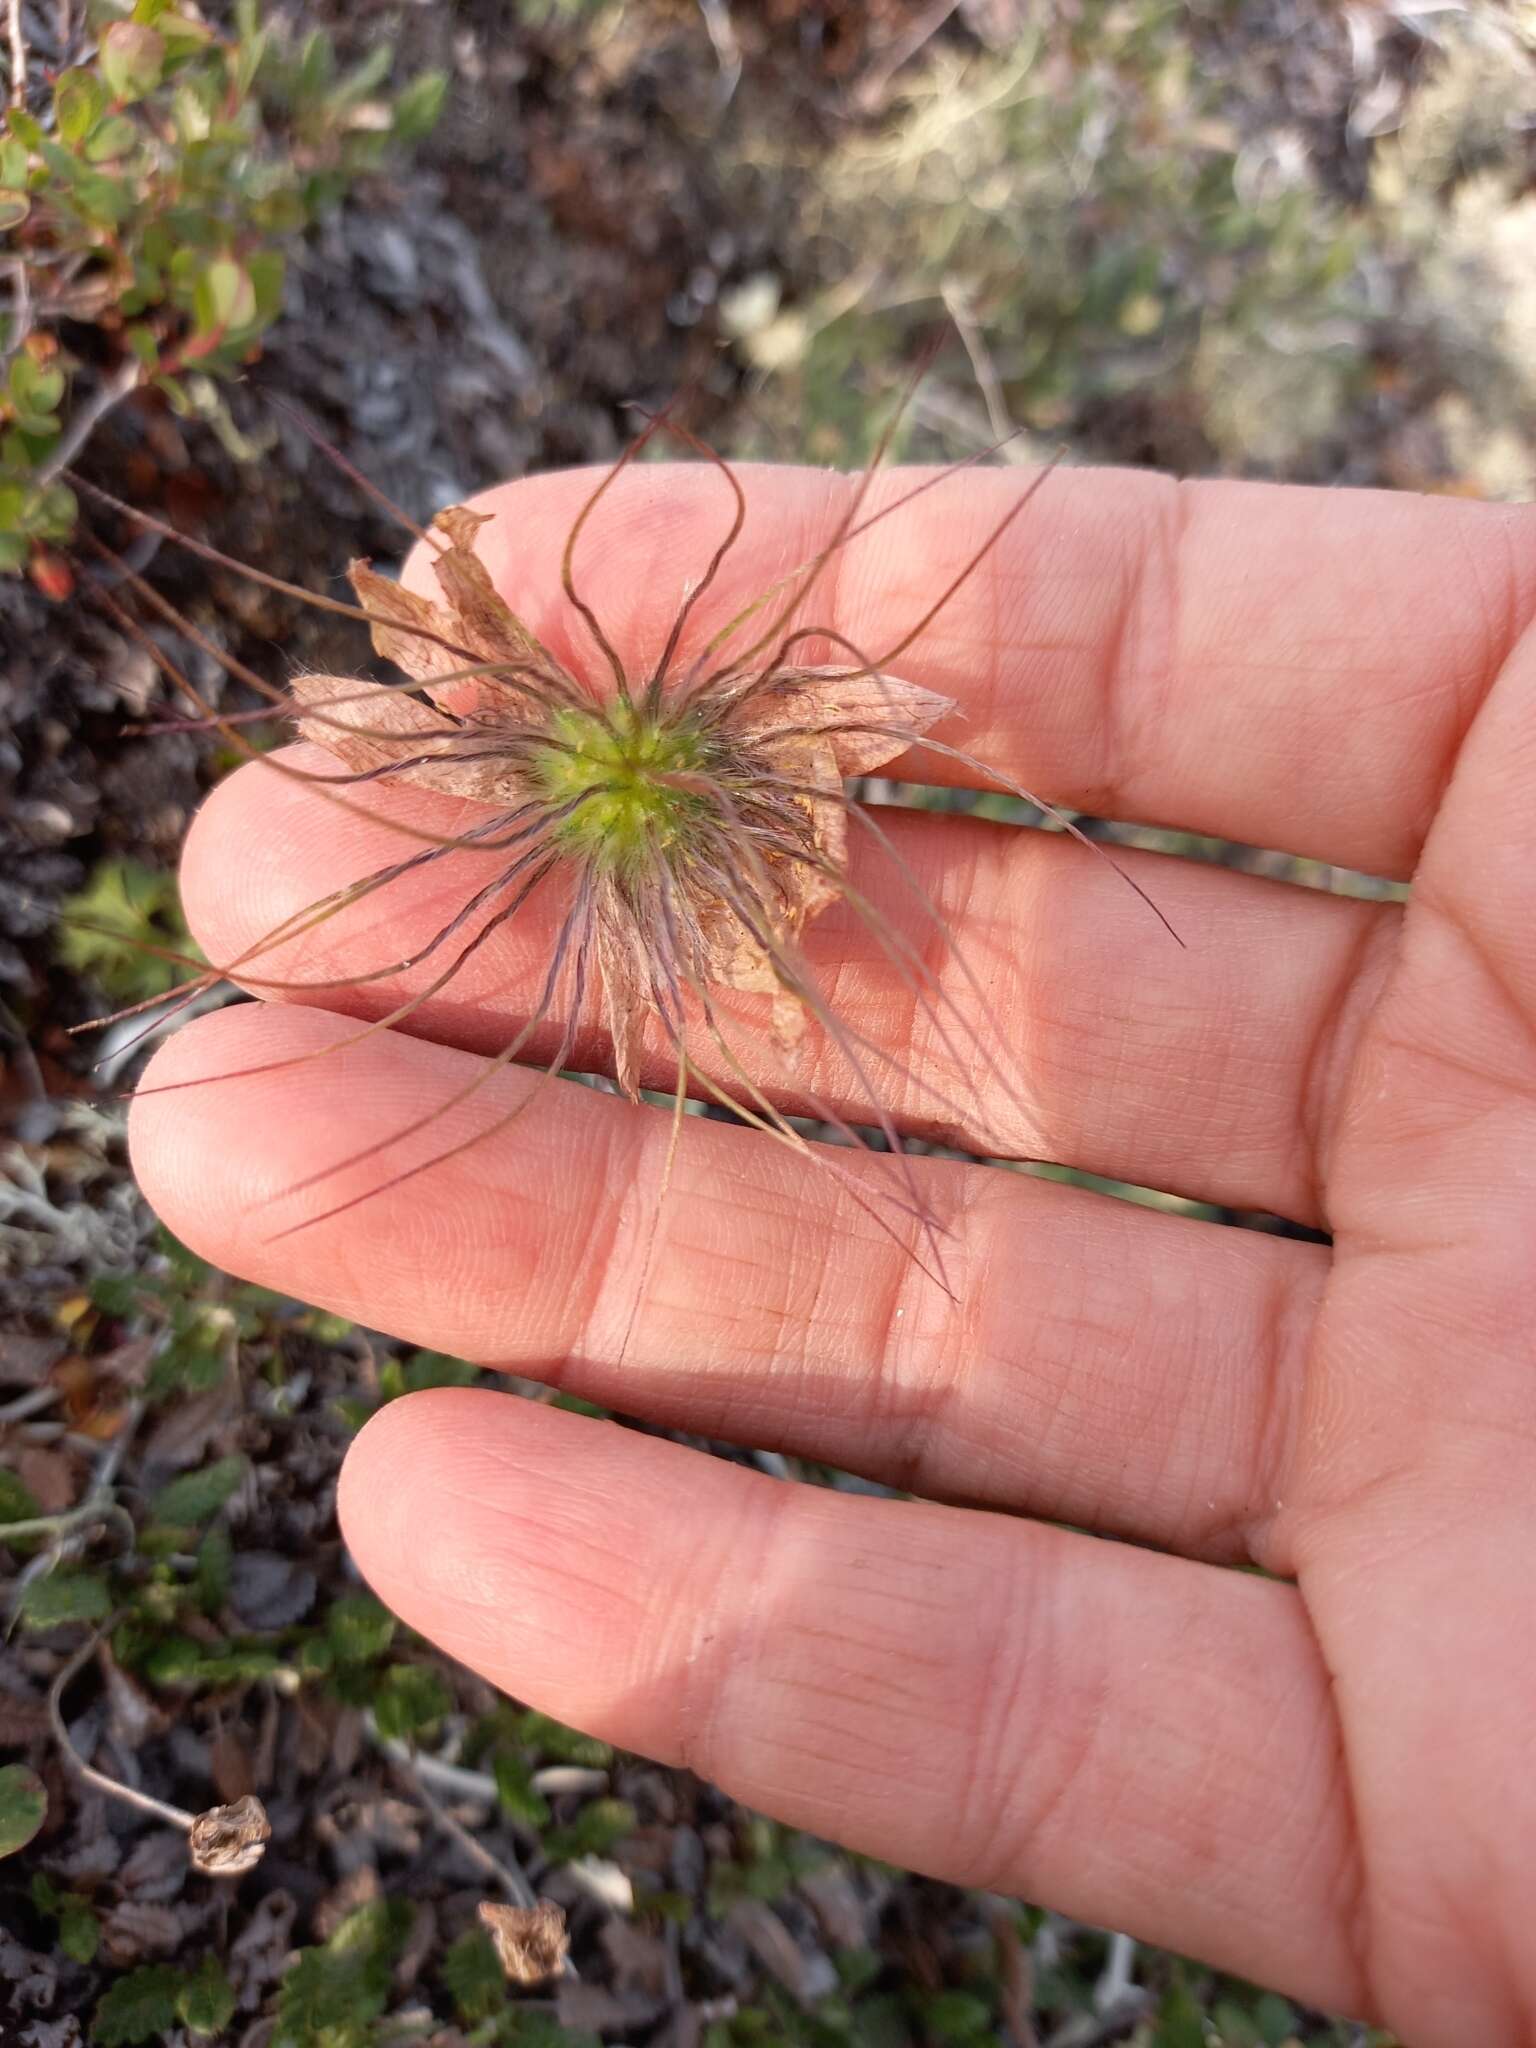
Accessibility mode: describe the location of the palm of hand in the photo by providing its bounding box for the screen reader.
[132,464,1536,2044]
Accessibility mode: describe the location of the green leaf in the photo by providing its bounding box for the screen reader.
[192,256,257,337]
[543,1796,635,1864]
[58,1891,101,1964]
[919,1991,993,2043]
[37,481,77,539]
[403,1349,479,1395]
[57,858,194,1005]
[295,29,336,99]
[275,1947,386,2047]
[501,2017,600,2048]
[71,166,135,226]
[55,69,109,145]
[9,355,65,414]
[326,1591,395,1664]
[441,1927,508,2024]
[1252,1992,1300,2046]
[34,1873,103,1962]
[246,246,285,326]
[93,1963,181,2046]
[197,1518,232,1613]
[0,191,29,231]
[186,1645,282,1688]
[0,1469,42,1524]
[391,69,447,143]
[232,21,269,97]
[0,1765,47,1858]
[492,1751,551,1828]
[1152,1983,1209,2048]
[140,1633,205,1684]
[85,115,141,162]
[151,1454,247,1525]
[275,1898,409,2048]
[99,21,165,100]
[372,1662,451,1741]
[177,1955,237,2038]
[332,43,395,108]
[154,10,215,56]
[519,1709,612,1768]
[125,324,160,371]
[31,368,66,413]
[20,1570,113,1629]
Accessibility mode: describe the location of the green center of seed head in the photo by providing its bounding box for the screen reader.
[531,700,713,877]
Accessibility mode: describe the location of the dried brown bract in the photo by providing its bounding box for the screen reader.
[289,509,953,1093]
[187,1794,272,1876]
[478,1897,571,1984]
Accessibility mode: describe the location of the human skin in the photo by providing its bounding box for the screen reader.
[129,463,1536,2043]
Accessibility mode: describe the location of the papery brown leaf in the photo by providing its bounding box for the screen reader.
[741,666,954,777]
[697,728,845,1044]
[290,674,517,803]
[702,904,780,997]
[347,563,466,690]
[430,506,564,682]
[594,910,650,1102]
[792,736,849,921]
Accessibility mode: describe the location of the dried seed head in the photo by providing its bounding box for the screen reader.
[188,1794,271,1876]
[289,508,954,1108]
[478,1897,570,1984]
[108,429,1172,1288]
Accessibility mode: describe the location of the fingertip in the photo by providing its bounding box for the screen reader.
[337,1385,473,1589]
[335,1389,656,1698]
[177,744,331,973]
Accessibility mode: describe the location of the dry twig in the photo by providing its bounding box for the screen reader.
[6,0,27,107]
[47,1625,271,1872]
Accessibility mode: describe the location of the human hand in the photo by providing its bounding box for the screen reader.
[130,463,1536,2043]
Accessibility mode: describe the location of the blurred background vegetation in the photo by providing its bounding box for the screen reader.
[3,2,1533,2044]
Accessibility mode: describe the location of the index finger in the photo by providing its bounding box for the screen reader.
[430,462,1536,878]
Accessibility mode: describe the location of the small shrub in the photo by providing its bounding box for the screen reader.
[0,0,445,579]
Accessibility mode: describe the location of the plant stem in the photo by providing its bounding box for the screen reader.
[368,1715,539,1911]
[35,358,144,488]
[6,0,26,108]
[2,1500,136,1548]
[48,1625,198,1833]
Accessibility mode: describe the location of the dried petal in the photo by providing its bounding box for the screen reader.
[702,905,780,996]
[351,530,575,721]
[478,1898,570,1985]
[742,666,954,777]
[290,673,517,803]
[187,1795,270,1877]
[348,563,465,688]
[594,912,650,1102]
[772,990,807,1051]
[791,736,848,922]
[431,506,563,681]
